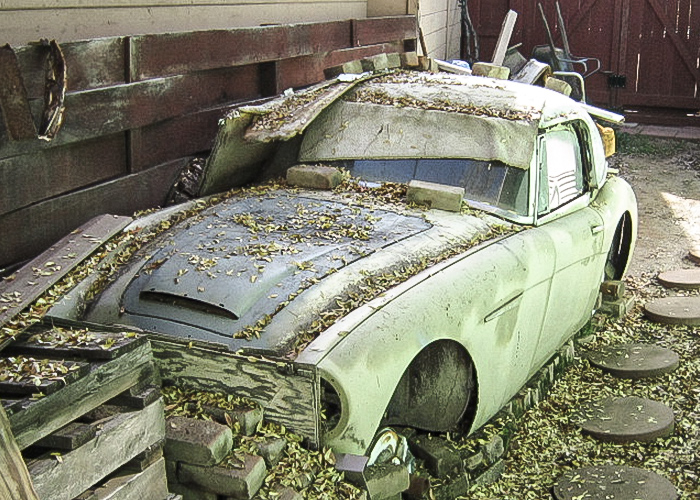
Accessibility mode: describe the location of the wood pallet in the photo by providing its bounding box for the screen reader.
[0,324,172,499]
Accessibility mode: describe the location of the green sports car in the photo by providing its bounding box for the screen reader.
[49,71,637,458]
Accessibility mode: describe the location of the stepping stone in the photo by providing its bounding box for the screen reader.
[576,396,674,443]
[658,269,700,289]
[553,465,677,500]
[586,344,679,379]
[644,296,700,325]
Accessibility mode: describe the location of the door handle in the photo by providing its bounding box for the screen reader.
[591,225,604,234]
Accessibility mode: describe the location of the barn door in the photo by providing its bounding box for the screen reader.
[613,0,700,111]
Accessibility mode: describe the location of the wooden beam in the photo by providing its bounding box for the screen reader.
[491,10,518,66]
[8,342,155,449]
[0,214,131,335]
[0,44,37,141]
[27,399,165,500]
[0,406,39,500]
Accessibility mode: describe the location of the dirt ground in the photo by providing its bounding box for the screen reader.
[613,135,700,277]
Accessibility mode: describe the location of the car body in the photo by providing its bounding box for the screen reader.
[49,70,637,456]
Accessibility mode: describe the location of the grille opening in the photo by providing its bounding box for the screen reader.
[320,378,342,434]
[140,290,239,321]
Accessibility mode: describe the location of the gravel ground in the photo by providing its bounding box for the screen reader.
[466,134,700,500]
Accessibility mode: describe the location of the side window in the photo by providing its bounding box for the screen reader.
[537,125,584,215]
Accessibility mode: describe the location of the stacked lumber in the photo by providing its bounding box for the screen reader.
[0,325,175,500]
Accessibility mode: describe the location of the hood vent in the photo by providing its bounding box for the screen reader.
[140,290,239,321]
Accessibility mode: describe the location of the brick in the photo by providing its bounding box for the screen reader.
[471,62,510,80]
[204,404,263,436]
[164,416,233,466]
[286,164,343,190]
[545,77,572,96]
[324,60,365,79]
[408,435,462,479]
[254,436,287,468]
[180,454,266,498]
[601,280,626,300]
[407,179,464,212]
[364,463,410,500]
[400,52,420,68]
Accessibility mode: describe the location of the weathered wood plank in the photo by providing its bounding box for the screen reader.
[0,65,259,159]
[0,214,132,334]
[9,342,155,449]
[151,338,320,447]
[353,15,418,47]
[34,421,97,451]
[129,20,351,79]
[27,399,165,500]
[91,457,168,500]
[0,405,39,500]
[7,328,149,361]
[0,360,89,396]
[0,158,185,270]
[0,133,127,214]
[0,44,37,141]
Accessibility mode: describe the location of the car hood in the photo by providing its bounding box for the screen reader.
[84,189,508,357]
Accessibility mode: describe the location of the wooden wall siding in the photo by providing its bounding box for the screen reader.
[0,16,417,270]
[418,0,462,60]
[0,1,367,46]
[469,0,700,112]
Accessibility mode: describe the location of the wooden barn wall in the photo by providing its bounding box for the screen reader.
[0,16,417,270]
[0,0,367,46]
[468,0,700,114]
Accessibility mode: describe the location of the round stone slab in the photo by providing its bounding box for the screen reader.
[577,396,674,443]
[658,269,700,290]
[586,344,679,379]
[553,465,677,500]
[644,296,700,325]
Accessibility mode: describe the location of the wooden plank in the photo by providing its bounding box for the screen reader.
[0,214,132,334]
[27,399,165,500]
[0,133,127,215]
[151,338,320,447]
[0,158,185,270]
[7,328,149,361]
[0,65,260,159]
[0,44,37,141]
[491,10,518,65]
[352,15,417,47]
[34,422,97,451]
[0,360,90,396]
[130,20,352,79]
[91,457,168,500]
[0,405,39,500]
[9,342,155,449]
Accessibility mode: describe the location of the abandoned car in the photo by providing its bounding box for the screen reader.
[48,70,637,459]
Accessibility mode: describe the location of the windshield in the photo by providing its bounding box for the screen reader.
[320,159,529,217]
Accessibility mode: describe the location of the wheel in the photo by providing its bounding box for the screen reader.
[604,213,633,281]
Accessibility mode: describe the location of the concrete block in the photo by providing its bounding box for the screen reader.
[386,52,402,69]
[324,60,365,79]
[408,435,462,479]
[407,180,464,212]
[545,77,572,96]
[404,474,431,499]
[164,416,233,466]
[400,52,420,68]
[364,463,410,500]
[601,280,626,300]
[432,474,470,499]
[599,296,636,318]
[168,481,218,500]
[471,62,510,80]
[361,53,390,72]
[179,454,266,498]
[286,164,343,190]
[165,457,178,483]
[417,56,438,72]
[254,436,287,468]
[473,460,505,487]
[463,450,484,472]
[204,404,263,436]
[335,453,369,486]
[481,435,504,465]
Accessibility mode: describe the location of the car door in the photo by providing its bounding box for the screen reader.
[531,121,605,368]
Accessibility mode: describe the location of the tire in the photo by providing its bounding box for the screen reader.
[604,213,633,281]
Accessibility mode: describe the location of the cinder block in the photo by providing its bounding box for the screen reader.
[364,463,410,500]
[408,435,462,479]
[400,52,420,68]
[179,454,266,498]
[286,164,343,190]
[471,62,511,80]
[545,77,572,96]
[164,416,233,466]
[407,180,464,212]
[324,60,365,79]
[204,404,263,436]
